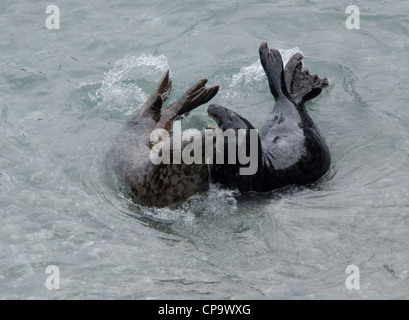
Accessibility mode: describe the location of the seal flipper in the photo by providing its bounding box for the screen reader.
[284,52,303,94]
[284,53,328,106]
[259,41,290,101]
[138,69,172,120]
[158,78,219,130]
[293,87,322,106]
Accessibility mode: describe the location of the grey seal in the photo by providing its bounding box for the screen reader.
[207,41,331,192]
[105,70,219,207]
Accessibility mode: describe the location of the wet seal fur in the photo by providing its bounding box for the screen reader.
[105,70,219,207]
[207,41,331,192]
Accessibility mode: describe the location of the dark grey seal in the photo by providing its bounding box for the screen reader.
[105,70,219,207]
[207,41,331,192]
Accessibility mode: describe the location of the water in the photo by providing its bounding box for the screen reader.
[1,0,409,299]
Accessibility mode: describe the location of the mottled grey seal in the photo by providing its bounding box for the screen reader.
[207,41,331,191]
[105,70,219,207]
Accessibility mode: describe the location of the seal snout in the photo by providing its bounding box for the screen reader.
[207,104,228,128]
[208,104,254,132]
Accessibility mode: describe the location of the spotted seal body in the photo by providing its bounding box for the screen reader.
[207,42,331,192]
[105,70,219,207]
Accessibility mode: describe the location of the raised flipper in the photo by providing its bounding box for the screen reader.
[259,41,290,101]
[157,78,219,130]
[138,69,172,120]
[284,53,329,106]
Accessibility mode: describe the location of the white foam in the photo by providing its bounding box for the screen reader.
[230,60,265,88]
[280,47,302,66]
[138,184,239,224]
[228,47,303,91]
[86,53,169,115]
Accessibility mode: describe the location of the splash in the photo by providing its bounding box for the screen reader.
[225,47,302,99]
[137,184,239,224]
[87,53,170,115]
[230,60,265,89]
[280,47,302,66]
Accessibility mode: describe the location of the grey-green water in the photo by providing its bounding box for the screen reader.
[1,0,409,299]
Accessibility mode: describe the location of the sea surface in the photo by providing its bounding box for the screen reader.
[1,0,409,299]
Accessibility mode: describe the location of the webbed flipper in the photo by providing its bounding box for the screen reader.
[284,53,329,106]
[158,78,219,130]
[138,69,172,120]
[259,41,289,101]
